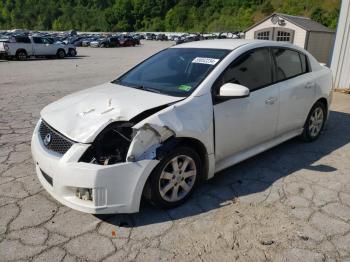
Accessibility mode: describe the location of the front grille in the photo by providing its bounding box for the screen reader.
[39,120,74,155]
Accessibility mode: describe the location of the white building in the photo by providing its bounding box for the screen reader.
[244,13,335,63]
[331,0,350,91]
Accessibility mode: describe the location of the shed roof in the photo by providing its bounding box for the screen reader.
[245,13,335,33]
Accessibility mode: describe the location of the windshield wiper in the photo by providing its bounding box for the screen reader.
[112,80,161,94]
[131,85,161,94]
[143,87,161,94]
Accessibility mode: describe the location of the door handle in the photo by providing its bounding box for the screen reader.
[305,82,314,89]
[265,97,277,105]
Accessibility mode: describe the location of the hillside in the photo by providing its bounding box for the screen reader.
[0,0,340,32]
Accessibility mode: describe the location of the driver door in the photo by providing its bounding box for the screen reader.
[213,48,280,163]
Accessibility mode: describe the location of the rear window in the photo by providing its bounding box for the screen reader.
[15,37,31,43]
[273,48,305,81]
[299,53,309,73]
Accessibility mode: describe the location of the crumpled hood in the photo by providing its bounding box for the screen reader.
[40,83,182,143]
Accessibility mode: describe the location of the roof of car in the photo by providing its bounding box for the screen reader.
[171,39,284,50]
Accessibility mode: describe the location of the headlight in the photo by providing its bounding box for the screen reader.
[79,122,134,165]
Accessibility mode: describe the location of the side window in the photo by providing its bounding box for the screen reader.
[299,53,309,73]
[214,48,273,92]
[33,37,43,44]
[272,48,303,81]
[41,38,50,44]
[15,37,31,43]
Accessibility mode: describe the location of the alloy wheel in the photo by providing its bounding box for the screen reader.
[309,107,324,137]
[158,155,197,202]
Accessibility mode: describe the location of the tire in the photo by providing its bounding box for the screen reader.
[56,49,65,59]
[16,50,27,61]
[68,48,77,57]
[300,101,326,142]
[100,44,105,48]
[145,146,201,209]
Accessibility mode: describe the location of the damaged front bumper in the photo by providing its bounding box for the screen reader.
[31,122,159,214]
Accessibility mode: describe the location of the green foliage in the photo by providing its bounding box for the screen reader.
[0,0,340,32]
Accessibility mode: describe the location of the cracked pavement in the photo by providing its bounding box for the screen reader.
[1,41,350,262]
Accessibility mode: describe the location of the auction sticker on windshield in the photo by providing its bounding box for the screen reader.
[192,57,220,65]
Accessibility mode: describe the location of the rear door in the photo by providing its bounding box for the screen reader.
[272,48,315,135]
[213,48,280,162]
[32,37,45,55]
[14,36,33,56]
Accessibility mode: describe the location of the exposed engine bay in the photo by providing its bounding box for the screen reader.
[79,121,134,165]
[78,104,175,166]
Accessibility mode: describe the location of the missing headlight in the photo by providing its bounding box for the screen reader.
[79,122,134,165]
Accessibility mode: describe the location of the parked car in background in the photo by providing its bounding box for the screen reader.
[145,33,156,40]
[98,37,120,47]
[82,37,98,47]
[133,33,143,40]
[47,37,77,57]
[118,35,139,47]
[175,34,200,45]
[90,38,106,48]
[0,35,70,60]
[156,34,168,41]
[168,35,177,41]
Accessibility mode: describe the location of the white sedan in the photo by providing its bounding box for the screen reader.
[31,39,333,214]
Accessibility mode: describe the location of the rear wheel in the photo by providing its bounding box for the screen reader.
[16,50,27,61]
[300,101,326,142]
[145,146,201,208]
[56,49,65,59]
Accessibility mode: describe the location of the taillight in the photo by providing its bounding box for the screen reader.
[4,44,9,51]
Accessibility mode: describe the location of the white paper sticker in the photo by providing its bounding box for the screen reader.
[192,57,219,65]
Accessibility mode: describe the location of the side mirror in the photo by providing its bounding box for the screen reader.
[218,83,250,98]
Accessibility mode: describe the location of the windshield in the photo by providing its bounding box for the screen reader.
[114,48,230,97]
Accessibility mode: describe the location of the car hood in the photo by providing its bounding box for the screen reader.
[40,83,183,143]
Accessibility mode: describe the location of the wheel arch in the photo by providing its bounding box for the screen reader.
[16,48,27,55]
[317,97,328,114]
[57,48,65,54]
[310,97,329,121]
[304,97,329,124]
[156,136,209,181]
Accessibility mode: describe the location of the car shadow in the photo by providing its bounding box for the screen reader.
[96,110,350,228]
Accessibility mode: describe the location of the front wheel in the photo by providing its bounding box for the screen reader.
[56,49,65,59]
[145,147,201,208]
[68,48,77,57]
[300,101,326,142]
